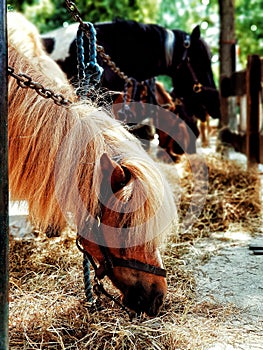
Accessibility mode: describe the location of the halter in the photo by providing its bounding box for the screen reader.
[76,226,166,318]
[176,33,217,95]
[76,230,167,280]
[76,196,166,315]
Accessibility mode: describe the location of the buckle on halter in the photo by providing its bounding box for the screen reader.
[184,35,191,48]
[193,83,203,93]
[95,265,108,279]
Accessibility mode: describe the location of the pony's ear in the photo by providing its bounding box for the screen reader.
[191,25,201,42]
[100,153,131,192]
[41,37,55,54]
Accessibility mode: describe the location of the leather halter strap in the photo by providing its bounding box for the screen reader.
[76,235,167,280]
[176,33,218,95]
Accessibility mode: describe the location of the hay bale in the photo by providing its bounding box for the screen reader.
[159,154,262,241]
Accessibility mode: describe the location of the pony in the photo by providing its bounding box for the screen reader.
[113,79,200,161]
[146,81,200,158]
[7,12,176,317]
[41,19,221,122]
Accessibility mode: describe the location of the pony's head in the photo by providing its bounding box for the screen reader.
[171,26,221,121]
[78,153,172,316]
[154,82,199,159]
[156,102,199,163]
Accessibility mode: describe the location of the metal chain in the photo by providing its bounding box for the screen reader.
[64,0,132,86]
[8,66,72,107]
[117,80,136,123]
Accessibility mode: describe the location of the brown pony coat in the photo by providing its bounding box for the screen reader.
[7,12,176,250]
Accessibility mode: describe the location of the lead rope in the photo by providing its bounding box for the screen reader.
[75,21,104,308]
[76,22,103,98]
[65,0,132,86]
[82,252,104,313]
[76,237,133,318]
[83,253,93,302]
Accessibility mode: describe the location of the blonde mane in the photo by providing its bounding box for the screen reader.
[7,11,69,88]
[8,12,176,249]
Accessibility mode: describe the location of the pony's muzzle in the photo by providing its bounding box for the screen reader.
[123,282,166,317]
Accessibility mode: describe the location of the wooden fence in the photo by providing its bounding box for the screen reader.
[220,54,263,166]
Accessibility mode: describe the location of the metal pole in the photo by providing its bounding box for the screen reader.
[0,0,9,349]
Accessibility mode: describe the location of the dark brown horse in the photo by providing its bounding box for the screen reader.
[42,19,221,122]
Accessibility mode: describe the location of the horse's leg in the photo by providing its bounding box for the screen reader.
[200,121,206,147]
[200,120,208,147]
[200,114,211,148]
[207,114,211,136]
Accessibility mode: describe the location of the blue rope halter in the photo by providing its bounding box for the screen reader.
[76,22,103,98]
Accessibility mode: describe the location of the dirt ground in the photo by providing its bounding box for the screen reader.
[184,134,263,350]
[186,232,263,350]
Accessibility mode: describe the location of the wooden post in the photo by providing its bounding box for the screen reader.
[259,58,263,164]
[246,55,261,166]
[0,1,9,349]
[219,0,236,130]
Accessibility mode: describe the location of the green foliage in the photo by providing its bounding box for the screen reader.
[7,0,160,33]
[7,0,263,71]
[157,0,220,86]
[235,0,263,66]
[158,0,263,67]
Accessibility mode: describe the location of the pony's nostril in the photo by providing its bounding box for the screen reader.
[147,292,165,317]
[137,296,144,308]
[156,293,164,308]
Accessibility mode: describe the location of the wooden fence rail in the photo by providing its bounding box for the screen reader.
[220,54,263,165]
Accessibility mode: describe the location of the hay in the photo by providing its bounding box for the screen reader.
[9,154,262,349]
[8,232,244,350]
[160,153,262,241]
